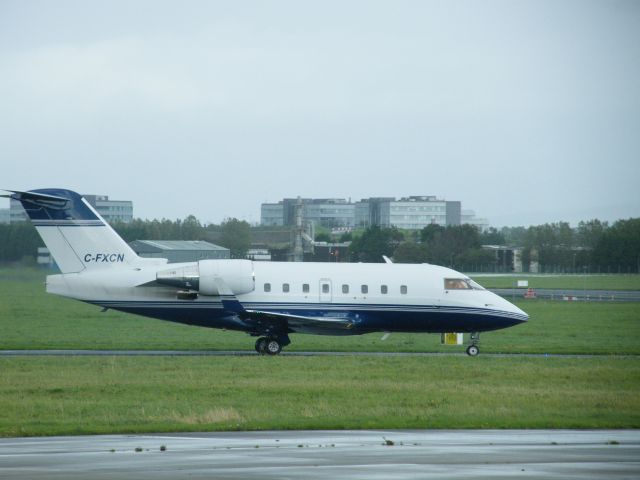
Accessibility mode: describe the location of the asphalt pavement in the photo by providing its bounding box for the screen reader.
[1,430,638,479]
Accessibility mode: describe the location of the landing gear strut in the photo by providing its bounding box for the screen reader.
[466,332,480,357]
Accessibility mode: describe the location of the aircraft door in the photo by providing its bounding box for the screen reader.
[319,278,332,303]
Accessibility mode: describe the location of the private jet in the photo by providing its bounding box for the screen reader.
[5,189,528,356]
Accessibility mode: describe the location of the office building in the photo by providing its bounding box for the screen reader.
[262,195,487,231]
[261,198,356,228]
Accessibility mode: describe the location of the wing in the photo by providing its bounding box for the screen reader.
[246,309,355,331]
[221,297,355,334]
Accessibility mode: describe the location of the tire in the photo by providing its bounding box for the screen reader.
[255,337,268,355]
[466,345,479,357]
[265,339,282,355]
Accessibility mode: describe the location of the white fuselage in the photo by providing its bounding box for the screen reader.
[46,260,528,334]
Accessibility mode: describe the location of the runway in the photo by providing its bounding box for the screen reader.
[0,349,631,358]
[1,430,638,479]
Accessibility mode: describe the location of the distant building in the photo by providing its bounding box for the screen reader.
[356,196,461,229]
[9,199,28,223]
[246,248,272,261]
[260,203,285,226]
[37,247,55,267]
[261,195,475,230]
[261,198,355,228]
[306,242,351,262]
[129,240,230,263]
[9,193,133,224]
[481,245,524,273]
[82,195,133,223]
[461,209,490,232]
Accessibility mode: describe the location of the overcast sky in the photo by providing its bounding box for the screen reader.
[1,0,638,227]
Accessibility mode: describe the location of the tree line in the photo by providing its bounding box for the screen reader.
[0,216,252,264]
[347,218,640,273]
[1,216,638,273]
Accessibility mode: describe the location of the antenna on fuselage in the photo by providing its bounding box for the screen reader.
[382,255,393,264]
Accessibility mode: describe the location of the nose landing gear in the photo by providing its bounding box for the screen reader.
[466,332,480,356]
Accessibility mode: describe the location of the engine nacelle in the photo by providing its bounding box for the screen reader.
[156,259,255,296]
[198,259,255,296]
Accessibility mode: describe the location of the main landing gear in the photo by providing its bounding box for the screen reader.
[254,335,290,356]
[466,332,480,357]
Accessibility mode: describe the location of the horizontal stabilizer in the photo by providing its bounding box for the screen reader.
[1,189,69,207]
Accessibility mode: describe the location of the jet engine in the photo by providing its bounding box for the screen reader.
[155,259,255,296]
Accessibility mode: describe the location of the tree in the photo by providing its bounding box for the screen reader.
[592,218,640,272]
[577,219,608,249]
[348,226,404,262]
[0,223,43,263]
[500,226,527,246]
[479,227,505,245]
[219,218,251,258]
[314,232,331,243]
[419,224,482,267]
[339,231,353,242]
[180,215,202,240]
[393,241,427,263]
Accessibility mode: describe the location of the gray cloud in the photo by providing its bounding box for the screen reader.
[1,0,638,226]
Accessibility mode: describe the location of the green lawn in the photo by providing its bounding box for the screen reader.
[1,268,639,437]
[471,273,640,290]
[1,356,638,436]
[1,268,639,354]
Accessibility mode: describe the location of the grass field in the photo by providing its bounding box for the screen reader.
[1,268,640,436]
[1,356,639,436]
[470,273,640,290]
[1,268,640,354]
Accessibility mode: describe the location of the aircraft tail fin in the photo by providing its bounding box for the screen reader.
[5,189,140,274]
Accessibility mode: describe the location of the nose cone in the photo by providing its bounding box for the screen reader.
[492,294,529,323]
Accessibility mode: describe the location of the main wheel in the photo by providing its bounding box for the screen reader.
[265,338,282,356]
[466,345,479,357]
[255,337,268,355]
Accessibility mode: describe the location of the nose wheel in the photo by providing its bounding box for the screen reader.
[466,332,480,357]
[466,345,479,356]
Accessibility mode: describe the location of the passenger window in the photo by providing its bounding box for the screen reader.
[381,285,388,294]
[322,284,330,294]
[444,278,473,290]
[264,283,271,292]
[283,283,290,293]
[361,285,368,294]
[400,285,407,295]
[342,284,349,294]
[303,283,310,293]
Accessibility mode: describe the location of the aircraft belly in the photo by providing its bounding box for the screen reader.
[245,302,525,334]
[91,300,243,330]
[369,309,524,333]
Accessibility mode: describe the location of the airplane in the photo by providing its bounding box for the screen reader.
[4,188,528,356]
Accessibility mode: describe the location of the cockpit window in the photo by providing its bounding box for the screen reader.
[444,278,484,290]
[467,279,485,290]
